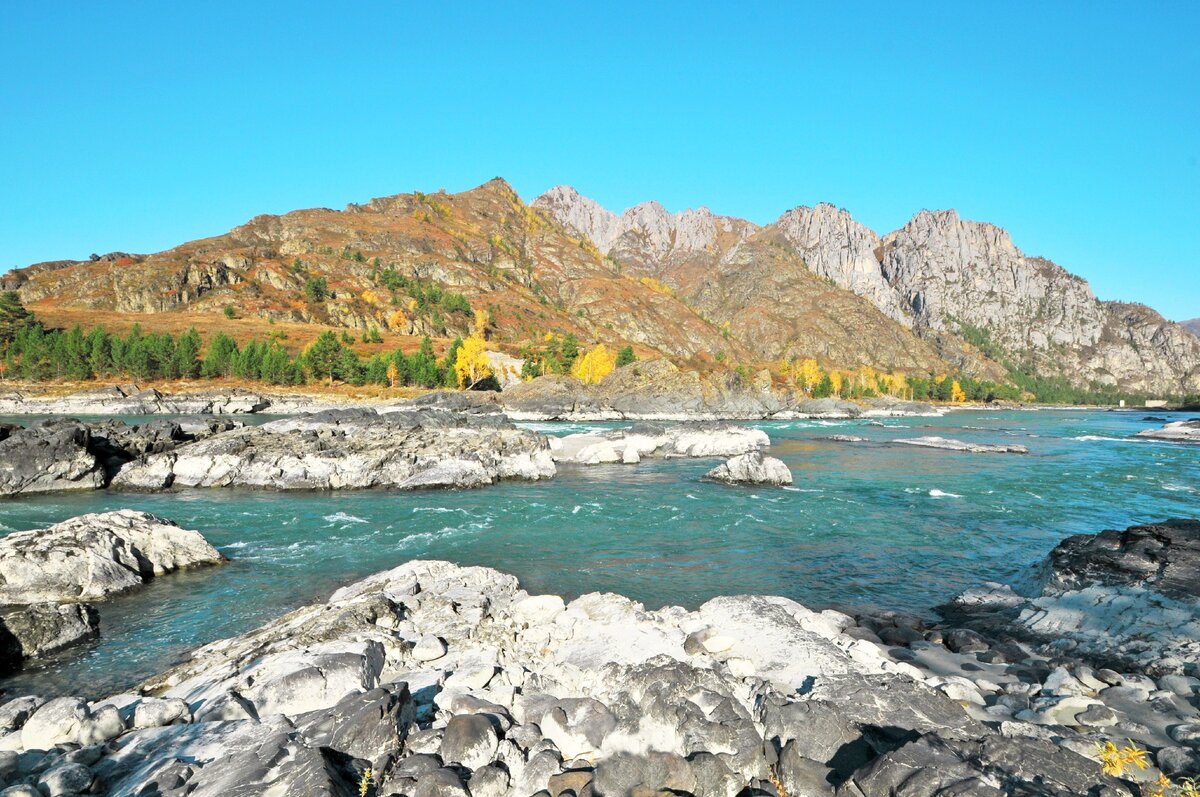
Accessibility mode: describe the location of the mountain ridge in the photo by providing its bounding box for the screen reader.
[4,178,1197,395]
[534,185,1200,395]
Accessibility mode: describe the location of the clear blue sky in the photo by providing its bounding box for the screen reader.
[2,2,1197,320]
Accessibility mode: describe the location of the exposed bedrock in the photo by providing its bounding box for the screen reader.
[2,523,1196,795]
[551,423,770,465]
[941,519,1200,677]
[110,408,555,491]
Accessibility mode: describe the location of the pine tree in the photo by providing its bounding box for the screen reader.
[615,345,637,368]
[304,331,344,385]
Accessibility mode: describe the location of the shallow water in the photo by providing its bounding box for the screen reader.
[0,408,1196,698]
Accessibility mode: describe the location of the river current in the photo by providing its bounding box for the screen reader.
[0,408,1196,698]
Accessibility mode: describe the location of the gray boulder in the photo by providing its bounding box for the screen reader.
[0,510,224,604]
[0,421,102,497]
[704,451,793,486]
[0,603,98,669]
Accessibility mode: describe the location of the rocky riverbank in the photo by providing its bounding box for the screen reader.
[0,362,948,421]
[0,511,222,669]
[0,520,1194,795]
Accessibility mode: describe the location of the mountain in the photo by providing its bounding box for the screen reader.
[534,188,1200,395]
[0,179,952,378]
[4,178,1196,394]
[1184,318,1200,338]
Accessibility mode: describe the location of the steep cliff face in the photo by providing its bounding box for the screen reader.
[534,188,954,375]
[878,211,1200,393]
[774,204,907,325]
[537,188,1200,394]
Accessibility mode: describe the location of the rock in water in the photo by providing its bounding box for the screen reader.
[553,424,770,465]
[0,510,224,604]
[942,519,1200,675]
[111,408,555,491]
[704,451,793,485]
[0,421,103,496]
[893,436,1029,454]
[0,603,99,669]
[1136,418,1200,443]
[0,511,222,669]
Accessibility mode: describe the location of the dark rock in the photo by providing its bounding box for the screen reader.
[439,713,499,770]
[943,629,990,654]
[293,683,414,773]
[1045,519,1200,600]
[0,421,102,496]
[0,603,99,670]
[593,751,696,796]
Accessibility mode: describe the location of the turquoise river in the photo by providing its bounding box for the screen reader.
[0,408,1196,698]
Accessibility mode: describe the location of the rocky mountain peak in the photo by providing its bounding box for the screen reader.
[773,203,906,324]
[532,185,623,251]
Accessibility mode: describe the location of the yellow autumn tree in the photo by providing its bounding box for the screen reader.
[796,359,823,393]
[386,361,399,388]
[829,370,845,397]
[951,380,966,402]
[572,344,616,384]
[454,335,492,389]
[387,309,408,331]
[473,308,491,339]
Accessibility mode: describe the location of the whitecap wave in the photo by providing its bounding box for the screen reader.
[324,512,368,525]
[928,489,962,498]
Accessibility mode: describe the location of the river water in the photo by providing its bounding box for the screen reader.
[0,408,1196,698]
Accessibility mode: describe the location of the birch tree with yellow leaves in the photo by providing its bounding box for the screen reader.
[454,335,492,389]
[572,344,616,384]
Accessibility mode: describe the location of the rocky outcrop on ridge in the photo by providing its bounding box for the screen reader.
[775,202,907,324]
[5,521,1199,796]
[537,187,1200,394]
[0,511,222,669]
[1136,418,1200,442]
[703,452,793,486]
[111,408,555,491]
[941,519,1200,677]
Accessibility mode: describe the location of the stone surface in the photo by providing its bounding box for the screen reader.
[1137,418,1200,443]
[704,451,793,485]
[0,510,223,604]
[111,407,556,491]
[893,436,1029,454]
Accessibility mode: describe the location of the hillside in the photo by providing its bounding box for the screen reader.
[535,188,1200,395]
[0,180,958,380]
[1184,318,1200,337]
[4,178,1197,395]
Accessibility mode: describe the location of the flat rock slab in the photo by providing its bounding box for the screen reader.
[894,436,1028,454]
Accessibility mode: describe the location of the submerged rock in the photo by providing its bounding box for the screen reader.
[893,436,1029,454]
[704,451,793,485]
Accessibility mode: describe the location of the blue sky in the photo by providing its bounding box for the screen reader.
[2,2,1197,320]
